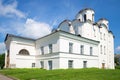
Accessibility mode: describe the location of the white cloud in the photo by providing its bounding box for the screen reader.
[0,0,25,18]
[0,18,52,39]
[116,46,120,51]
[16,18,51,39]
[116,46,120,52]
[0,42,5,54]
[0,18,52,53]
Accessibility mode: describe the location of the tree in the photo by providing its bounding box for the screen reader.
[0,53,5,69]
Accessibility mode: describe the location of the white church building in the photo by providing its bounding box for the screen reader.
[4,8,114,69]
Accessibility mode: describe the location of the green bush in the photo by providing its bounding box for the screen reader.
[0,53,5,69]
[115,66,120,69]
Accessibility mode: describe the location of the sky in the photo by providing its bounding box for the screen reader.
[0,0,120,54]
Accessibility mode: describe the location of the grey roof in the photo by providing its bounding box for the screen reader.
[99,18,108,21]
[4,34,35,42]
[58,19,71,28]
[79,8,94,13]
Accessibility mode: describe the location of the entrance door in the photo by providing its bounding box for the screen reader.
[48,61,52,70]
[102,63,105,69]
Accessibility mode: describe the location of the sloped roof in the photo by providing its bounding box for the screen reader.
[4,34,35,42]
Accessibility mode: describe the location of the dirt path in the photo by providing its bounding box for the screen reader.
[0,74,13,80]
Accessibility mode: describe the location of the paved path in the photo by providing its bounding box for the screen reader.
[0,74,13,80]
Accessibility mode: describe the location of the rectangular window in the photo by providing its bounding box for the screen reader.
[32,63,35,68]
[49,44,52,53]
[80,45,84,54]
[40,46,44,55]
[48,61,52,70]
[100,45,102,54]
[69,43,73,53]
[100,32,102,40]
[83,61,87,68]
[104,33,105,40]
[104,46,106,55]
[92,14,94,21]
[94,30,96,37]
[40,61,44,69]
[68,60,73,68]
[90,47,93,55]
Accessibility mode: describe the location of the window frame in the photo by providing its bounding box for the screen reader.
[40,61,44,69]
[90,47,93,55]
[19,49,29,55]
[49,44,52,53]
[68,60,73,68]
[32,63,35,68]
[40,46,44,55]
[48,60,52,70]
[80,45,84,55]
[100,45,102,54]
[69,43,73,53]
[104,46,106,55]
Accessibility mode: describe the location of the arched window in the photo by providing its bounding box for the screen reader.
[84,14,86,22]
[19,49,29,55]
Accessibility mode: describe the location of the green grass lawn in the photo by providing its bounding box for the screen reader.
[0,68,120,80]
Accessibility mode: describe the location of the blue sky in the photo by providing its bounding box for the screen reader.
[0,0,120,54]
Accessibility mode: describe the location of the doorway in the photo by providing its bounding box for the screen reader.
[48,61,52,70]
[102,63,105,69]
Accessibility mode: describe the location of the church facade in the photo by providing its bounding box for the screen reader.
[4,8,114,69]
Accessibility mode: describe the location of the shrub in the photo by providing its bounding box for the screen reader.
[115,66,120,69]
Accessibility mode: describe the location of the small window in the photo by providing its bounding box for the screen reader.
[32,63,35,68]
[49,44,52,53]
[100,45,102,54]
[83,61,87,68]
[100,32,102,40]
[40,46,44,55]
[90,47,93,55]
[68,60,73,68]
[92,14,94,21]
[19,49,29,55]
[104,33,105,40]
[94,30,96,37]
[40,61,44,69]
[80,45,84,54]
[104,46,106,55]
[84,14,87,22]
[69,43,73,53]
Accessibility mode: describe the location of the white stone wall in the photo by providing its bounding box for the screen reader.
[59,53,98,69]
[16,55,35,68]
[59,35,98,56]
[35,32,60,55]
[35,32,60,69]
[6,37,36,68]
